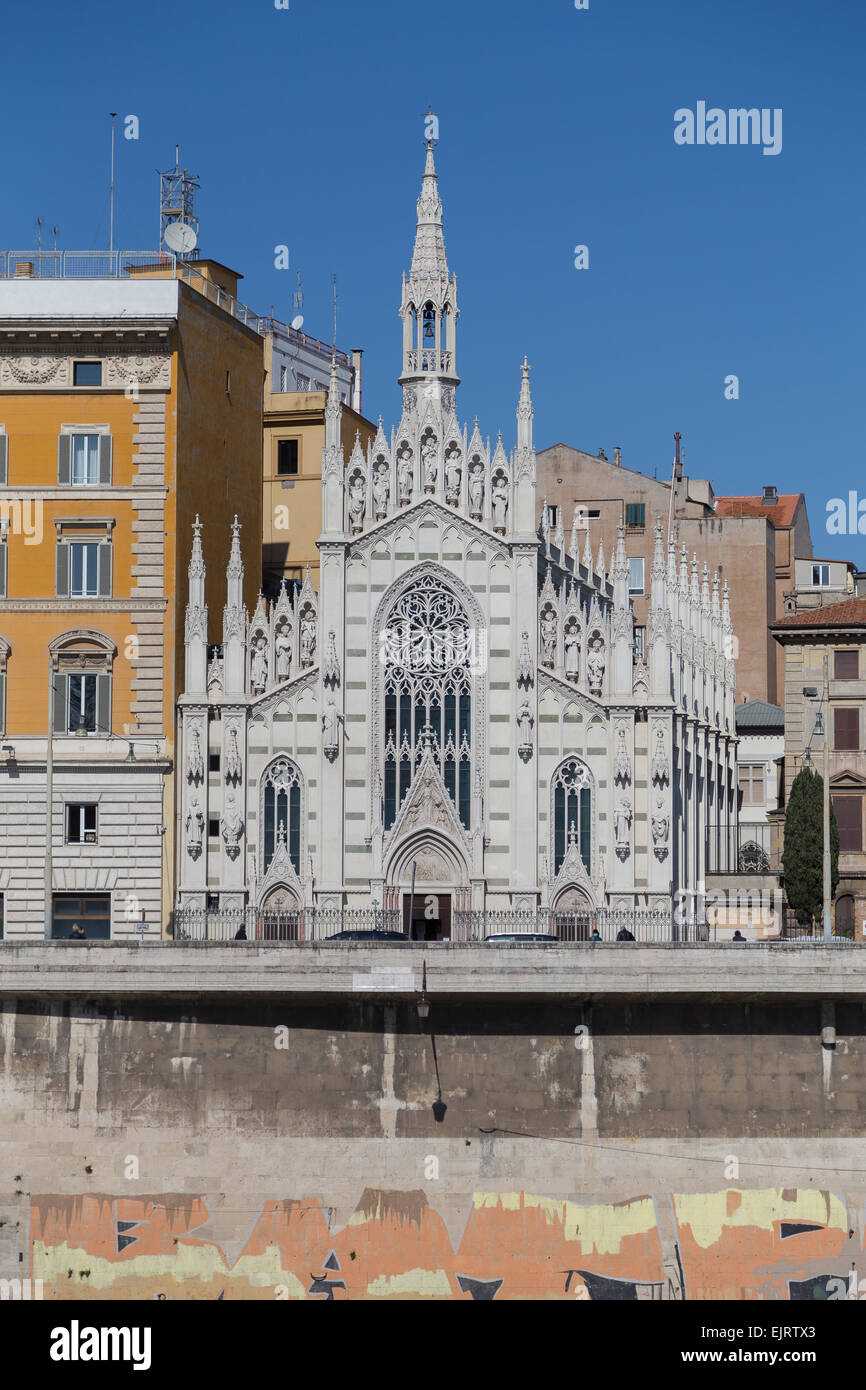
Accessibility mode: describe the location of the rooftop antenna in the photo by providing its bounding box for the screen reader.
[291,270,304,332]
[52,225,59,252]
[331,272,339,352]
[35,217,43,253]
[109,112,117,254]
[158,146,200,259]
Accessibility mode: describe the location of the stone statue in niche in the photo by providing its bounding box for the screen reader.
[468,462,485,518]
[445,449,462,506]
[275,626,292,680]
[300,616,316,668]
[348,475,366,533]
[652,797,669,859]
[250,636,268,695]
[491,476,508,532]
[373,462,390,520]
[422,437,438,492]
[397,447,413,505]
[186,725,204,784]
[517,698,534,760]
[185,797,204,857]
[323,698,339,759]
[221,793,243,858]
[540,610,557,668]
[614,798,632,858]
[564,620,581,682]
[587,637,605,696]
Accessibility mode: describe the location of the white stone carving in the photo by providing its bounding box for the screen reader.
[221,793,243,858]
[614,726,631,785]
[614,798,632,859]
[517,698,534,761]
[185,797,204,857]
[651,797,669,860]
[186,726,204,784]
[587,637,605,696]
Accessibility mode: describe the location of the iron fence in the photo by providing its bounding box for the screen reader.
[455,908,699,943]
[171,905,403,942]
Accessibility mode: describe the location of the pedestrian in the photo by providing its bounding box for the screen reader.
[732,930,746,942]
[616,927,636,942]
[70,923,85,940]
[589,928,602,942]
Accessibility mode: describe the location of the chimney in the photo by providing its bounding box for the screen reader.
[351,349,363,413]
[762,484,778,504]
[614,446,622,468]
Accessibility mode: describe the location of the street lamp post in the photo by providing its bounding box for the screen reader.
[822,654,831,943]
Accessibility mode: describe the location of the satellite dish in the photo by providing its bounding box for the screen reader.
[291,315,304,331]
[163,221,198,254]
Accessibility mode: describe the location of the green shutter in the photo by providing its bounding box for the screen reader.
[58,436,71,485]
[95,673,111,736]
[98,435,112,484]
[56,542,69,597]
[0,435,7,485]
[52,673,68,734]
[97,543,112,597]
[0,546,6,598]
[0,672,5,735]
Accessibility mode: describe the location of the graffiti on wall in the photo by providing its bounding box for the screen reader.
[24,1187,856,1300]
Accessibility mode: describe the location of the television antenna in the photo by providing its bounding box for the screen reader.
[291,271,304,330]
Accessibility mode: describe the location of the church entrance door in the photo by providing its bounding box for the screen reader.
[403,892,451,941]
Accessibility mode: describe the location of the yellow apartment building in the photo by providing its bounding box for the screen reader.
[0,253,262,938]
[261,323,374,594]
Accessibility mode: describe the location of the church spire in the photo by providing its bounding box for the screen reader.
[399,138,459,391]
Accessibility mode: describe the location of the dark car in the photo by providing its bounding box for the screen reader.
[484,932,558,944]
[326,930,408,941]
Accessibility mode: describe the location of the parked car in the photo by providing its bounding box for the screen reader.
[484,932,559,944]
[326,929,408,941]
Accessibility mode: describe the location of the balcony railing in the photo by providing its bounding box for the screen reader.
[706,822,774,874]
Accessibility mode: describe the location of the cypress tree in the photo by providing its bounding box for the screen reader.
[782,764,840,925]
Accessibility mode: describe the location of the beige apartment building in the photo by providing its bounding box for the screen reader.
[772,596,866,938]
[537,443,812,704]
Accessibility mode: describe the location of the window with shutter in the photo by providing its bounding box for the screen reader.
[57,435,72,486]
[98,435,112,484]
[56,543,70,598]
[95,673,111,736]
[0,671,5,735]
[97,543,112,597]
[0,546,6,599]
[832,795,863,852]
[834,707,860,751]
[835,650,859,680]
[0,434,7,486]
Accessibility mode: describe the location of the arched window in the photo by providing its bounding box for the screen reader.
[381,574,474,831]
[552,759,592,876]
[262,758,302,874]
[48,630,116,735]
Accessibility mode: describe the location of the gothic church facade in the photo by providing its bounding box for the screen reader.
[176,142,737,934]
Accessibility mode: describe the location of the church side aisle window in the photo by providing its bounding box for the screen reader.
[262,758,302,872]
[552,759,592,875]
[382,576,474,831]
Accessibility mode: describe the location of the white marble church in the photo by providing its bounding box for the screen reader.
[175,141,738,938]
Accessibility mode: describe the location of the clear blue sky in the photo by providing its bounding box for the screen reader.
[3,0,864,561]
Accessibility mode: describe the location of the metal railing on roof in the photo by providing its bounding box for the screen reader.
[0,251,267,336]
[256,315,351,368]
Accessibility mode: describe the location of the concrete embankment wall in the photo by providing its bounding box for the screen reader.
[1,959,864,1300]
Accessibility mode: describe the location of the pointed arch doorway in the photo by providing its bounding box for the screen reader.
[384,832,471,942]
